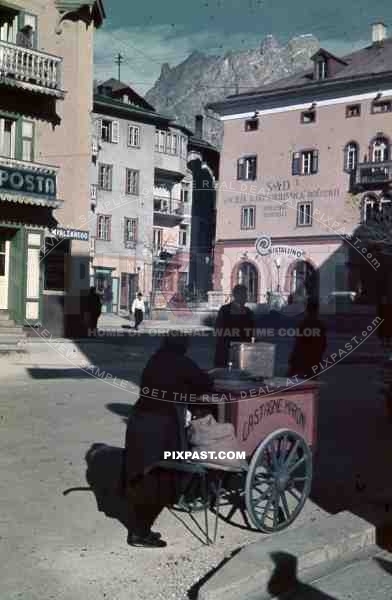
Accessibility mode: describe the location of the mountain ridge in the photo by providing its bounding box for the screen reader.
[145,34,320,148]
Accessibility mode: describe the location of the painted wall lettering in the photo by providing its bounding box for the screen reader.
[241,397,306,441]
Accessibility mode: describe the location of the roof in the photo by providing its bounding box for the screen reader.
[93,94,171,126]
[189,136,219,154]
[208,37,392,111]
[97,79,155,111]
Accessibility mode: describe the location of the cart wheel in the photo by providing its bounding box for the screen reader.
[245,428,312,533]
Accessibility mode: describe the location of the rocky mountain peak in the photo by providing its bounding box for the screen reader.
[146,33,320,148]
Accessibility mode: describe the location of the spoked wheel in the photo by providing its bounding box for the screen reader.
[245,428,312,533]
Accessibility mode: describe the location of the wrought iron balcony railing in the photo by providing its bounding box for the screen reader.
[0,40,63,97]
[352,160,392,191]
[153,196,185,216]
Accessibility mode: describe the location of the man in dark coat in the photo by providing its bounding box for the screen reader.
[288,301,327,379]
[125,333,212,547]
[86,286,102,334]
[214,284,255,368]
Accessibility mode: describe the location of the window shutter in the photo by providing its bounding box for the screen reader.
[96,119,102,140]
[237,158,244,180]
[292,153,301,175]
[311,150,319,174]
[111,121,119,143]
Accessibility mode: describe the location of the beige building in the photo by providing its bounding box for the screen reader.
[90,79,194,313]
[208,23,392,307]
[0,1,104,335]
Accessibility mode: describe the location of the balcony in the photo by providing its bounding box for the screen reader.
[0,40,64,98]
[153,196,185,226]
[351,160,392,192]
[0,155,61,208]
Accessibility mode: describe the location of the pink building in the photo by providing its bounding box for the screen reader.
[208,23,392,308]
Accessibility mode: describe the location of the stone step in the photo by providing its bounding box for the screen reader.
[0,310,10,321]
[0,326,24,334]
[0,344,26,354]
[0,320,18,328]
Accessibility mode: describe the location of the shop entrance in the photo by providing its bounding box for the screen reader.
[0,239,10,309]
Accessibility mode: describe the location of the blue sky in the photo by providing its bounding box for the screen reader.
[95,0,392,93]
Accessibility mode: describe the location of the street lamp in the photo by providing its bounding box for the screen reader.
[274,257,281,293]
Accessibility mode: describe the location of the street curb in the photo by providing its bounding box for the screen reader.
[197,507,392,600]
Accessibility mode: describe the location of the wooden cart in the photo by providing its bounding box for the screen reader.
[206,372,319,534]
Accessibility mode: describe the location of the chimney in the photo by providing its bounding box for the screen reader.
[372,22,387,43]
[195,114,203,139]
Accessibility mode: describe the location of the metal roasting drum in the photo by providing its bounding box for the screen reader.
[229,340,276,378]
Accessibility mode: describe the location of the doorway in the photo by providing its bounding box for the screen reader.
[0,239,10,309]
[237,262,258,303]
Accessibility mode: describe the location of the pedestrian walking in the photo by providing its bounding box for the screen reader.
[124,333,213,547]
[131,292,145,330]
[214,284,255,368]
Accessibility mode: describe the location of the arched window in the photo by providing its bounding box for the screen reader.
[344,142,359,172]
[371,136,389,163]
[290,260,318,300]
[237,262,258,303]
[363,194,380,223]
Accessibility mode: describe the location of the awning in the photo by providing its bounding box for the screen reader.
[0,191,63,209]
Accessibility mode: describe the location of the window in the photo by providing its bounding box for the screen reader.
[344,142,359,172]
[346,104,361,118]
[297,202,312,226]
[292,150,318,176]
[0,9,18,44]
[362,195,392,223]
[155,129,160,151]
[237,155,257,180]
[166,132,172,154]
[181,183,190,205]
[245,118,259,131]
[124,218,137,244]
[98,164,113,190]
[99,119,119,143]
[179,224,188,246]
[301,110,316,124]
[316,59,327,80]
[159,130,165,153]
[22,120,34,161]
[153,228,163,252]
[128,125,140,147]
[172,134,178,155]
[126,169,139,195]
[371,137,389,163]
[372,100,392,114]
[180,136,187,158]
[0,118,15,158]
[96,215,111,241]
[241,206,255,229]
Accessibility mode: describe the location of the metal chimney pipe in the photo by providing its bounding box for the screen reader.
[195,114,203,138]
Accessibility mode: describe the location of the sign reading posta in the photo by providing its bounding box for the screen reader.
[51,227,89,241]
[0,165,56,198]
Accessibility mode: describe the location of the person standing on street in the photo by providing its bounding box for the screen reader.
[86,286,102,335]
[214,284,255,368]
[131,292,145,330]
